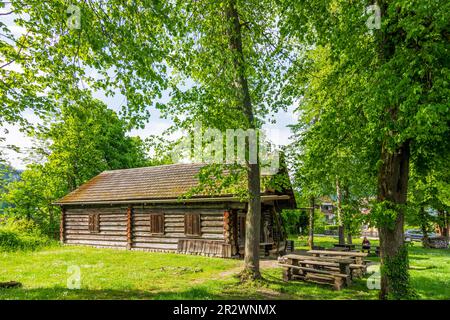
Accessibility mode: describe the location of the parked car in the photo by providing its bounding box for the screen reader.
[404,229,436,242]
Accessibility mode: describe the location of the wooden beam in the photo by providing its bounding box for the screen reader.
[223,210,230,244]
[126,206,133,250]
[60,207,66,244]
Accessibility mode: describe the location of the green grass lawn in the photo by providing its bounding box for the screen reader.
[0,236,448,300]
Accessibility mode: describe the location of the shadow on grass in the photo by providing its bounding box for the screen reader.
[0,286,236,300]
[0,274,379,300]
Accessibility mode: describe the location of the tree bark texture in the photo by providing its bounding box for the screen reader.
[225,0,261,279]
[308,196,315,249]
[377,140,412,299]
[336,178,345,245]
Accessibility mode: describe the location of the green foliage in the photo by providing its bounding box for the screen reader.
[281,209,308,235]
[0,218,54,251]
[143,136,175,166]
[1,1,174,132]
[370,201,404,230]
[2,164,62,235]
[164,0,292,132]
[281,0,450,297]
[312,211,328,234]
[2,101,148,236]
[407,155,450,237]
[323,225,339,234]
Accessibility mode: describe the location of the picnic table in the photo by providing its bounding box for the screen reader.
[358,245,380,256]
[329,246,349,252]
[279,254,353,290]
[308,249,367,261]
[333,243,356,251]
[307,250,368,277]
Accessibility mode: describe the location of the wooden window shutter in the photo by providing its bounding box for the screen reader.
[150,213,164,235]
[185,213,201,236]
[88,213,100,233]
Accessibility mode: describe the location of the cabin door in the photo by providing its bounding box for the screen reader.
[237,213,246,247]
[236,209,273,254]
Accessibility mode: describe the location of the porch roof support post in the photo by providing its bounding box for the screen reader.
[127,205,133,250]
[60,207,66,244]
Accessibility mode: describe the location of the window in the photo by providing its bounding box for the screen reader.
[150,213,165,235]
[88,213,100,233]
[184,213,201,236]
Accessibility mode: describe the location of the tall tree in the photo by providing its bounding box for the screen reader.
[165,0,292,279]
[281,0,449,299]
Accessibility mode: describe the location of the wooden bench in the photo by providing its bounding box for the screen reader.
[308,250,368,262]
[279,263,348,290]
[286,254,361,280]
[359,245,380,256]
[333,244,356,251]
[280,254,352,290]
[307,250,368,277]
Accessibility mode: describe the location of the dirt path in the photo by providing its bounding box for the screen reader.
[219,258,279,278]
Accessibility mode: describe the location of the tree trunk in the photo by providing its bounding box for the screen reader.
[375,2,413,299]
[344,185,351,244]
[346,231,352,245]
[377,140,412,300]
[308,196,315,249]
[48,205,55,238]
[445,211,449,242]
[336,178,345,245]
[419,206,430,248]
[437,210,449,241]
[225,0,261,280]
[244,163,261,278]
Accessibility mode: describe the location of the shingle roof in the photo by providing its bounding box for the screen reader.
[55,163,293,205]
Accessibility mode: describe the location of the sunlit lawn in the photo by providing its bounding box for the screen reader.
[0,236,448,300]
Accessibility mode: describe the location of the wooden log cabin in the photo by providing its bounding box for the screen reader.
[54,163,295,258]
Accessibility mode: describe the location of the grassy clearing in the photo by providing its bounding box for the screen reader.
[0,237,448,300]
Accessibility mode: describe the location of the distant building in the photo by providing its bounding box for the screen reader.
[319,202,335,224]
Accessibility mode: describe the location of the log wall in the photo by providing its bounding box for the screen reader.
[131,207,225,252]
[64,207,128,248]
[62,205,228,256]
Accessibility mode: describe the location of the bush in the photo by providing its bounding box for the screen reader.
[281,209,308,236]
[0,217,55,251]
[313,211,328,234]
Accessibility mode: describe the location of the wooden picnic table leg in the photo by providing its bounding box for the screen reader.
[333,277,343,291]
[282,267,292,281]
[265,244,270,256]
[339,263,352,285]
[291,259,300,276]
